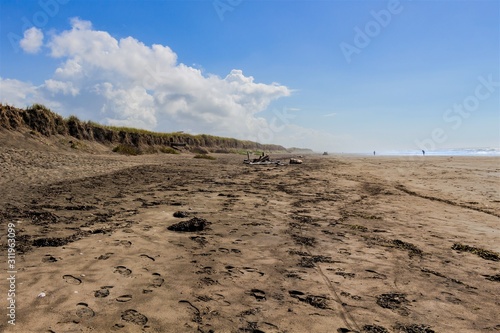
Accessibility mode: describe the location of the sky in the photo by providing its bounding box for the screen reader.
[0,0,498,153]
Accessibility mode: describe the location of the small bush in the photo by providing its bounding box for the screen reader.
[142,146,158,154]
[112,144,141,155]
[212,148,231,154]
[28,103,51,112]
[66,115,81,123]
[194,154,216,160]
[190,146,209,155]
[160,147,179,154]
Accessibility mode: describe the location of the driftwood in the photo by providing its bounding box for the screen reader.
[244,152,285,165]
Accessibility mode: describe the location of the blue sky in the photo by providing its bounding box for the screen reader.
[0,0,498,153]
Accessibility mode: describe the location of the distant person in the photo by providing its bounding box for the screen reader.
[373,151,376,156]
[422,150,425,156]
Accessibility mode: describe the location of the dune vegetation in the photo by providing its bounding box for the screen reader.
[0,103,287,154]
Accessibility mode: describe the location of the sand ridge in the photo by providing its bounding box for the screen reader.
[0,149,499,332]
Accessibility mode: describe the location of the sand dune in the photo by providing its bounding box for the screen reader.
[1,147,499,332]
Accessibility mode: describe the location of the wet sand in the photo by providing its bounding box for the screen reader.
[0,148,499,333]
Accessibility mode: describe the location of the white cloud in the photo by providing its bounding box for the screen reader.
[20,27,44,54]
[4,18,332,149]
[55,58,83,77]
[45,18,293,138]
[44,79,79,96]
[0,77,62,111]
[0,78,38,106]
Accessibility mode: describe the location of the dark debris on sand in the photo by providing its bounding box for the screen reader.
[393,323,435,333]
[289,290,329,309]
[484,274,500,282]
[12,234,32,253]
[368,237,423,258]
[391,239,423,257]
[362,325,389,333]
[288,250,333,268]
[173,211,191,218]
[298,255,334,268]
[32,231,88,247]
[376,293,410,316]
[452,243,500,261]
[291,234,317,247]
[168,217,210,232]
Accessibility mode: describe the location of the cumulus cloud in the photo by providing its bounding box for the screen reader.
[44,79,79,96]
[0,77,63,111]
[0,78,39,106]
[3,18,302,145]
[20,27,44,54]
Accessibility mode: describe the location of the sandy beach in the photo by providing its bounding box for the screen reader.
[1,146,499,333]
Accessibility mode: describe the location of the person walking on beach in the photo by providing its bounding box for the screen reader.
[373,151,376,156]
[422,150,425,156]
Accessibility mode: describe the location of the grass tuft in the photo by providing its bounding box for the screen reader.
[112,144,141,155]
[194,154,216,160]
[160,147,179,154]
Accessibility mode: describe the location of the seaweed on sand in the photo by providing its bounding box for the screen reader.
[452,243,499,261]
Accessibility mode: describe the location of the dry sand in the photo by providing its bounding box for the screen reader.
[0,145,499,333]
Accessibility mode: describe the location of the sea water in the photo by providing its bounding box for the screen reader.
[377,148,500,156]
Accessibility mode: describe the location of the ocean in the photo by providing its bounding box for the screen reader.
[376,148,500,157]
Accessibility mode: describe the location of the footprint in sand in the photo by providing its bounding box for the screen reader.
[151,273,164,288]
[197,293,231,306]
[219,248,242,254]
[116,295,133,302]
[95,286,113,298]
[76,303,95,318]
[289,290,329,309]
[289,290,306,298]
[199,277,218,286]
[97,252,114,260]
[111,323,125,331]
[121,309,148,325]
[365,269,387,280]
[222,266,264,279]
[42,255,59,263]
[114,240,132,248]
[114,266,132,276]
[249,289,266,301]
[139,254,155,261]
[213,293,231,306]
[63,275,82,285]
[242,267,265,277]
